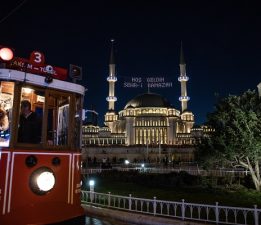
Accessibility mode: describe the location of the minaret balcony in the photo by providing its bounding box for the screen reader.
[179,96,190,101]
[107,76,117,82]
[106,96,117,102]
[178,76,189,82]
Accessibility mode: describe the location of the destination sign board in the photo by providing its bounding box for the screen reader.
[123,76,173,88]
[3,51,68,80]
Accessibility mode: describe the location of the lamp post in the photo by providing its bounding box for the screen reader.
[146,139,149,162]
[141,163,145,172]
[158,137,161,164]
[89,180,95,202]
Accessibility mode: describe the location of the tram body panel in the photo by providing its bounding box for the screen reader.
[0,151,10,216]
[10,151,71,208]
[72,153,82,205]
[1,150,83,224]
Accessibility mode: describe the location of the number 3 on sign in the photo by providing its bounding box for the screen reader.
[34,52,42,63]
[30,51,45,65]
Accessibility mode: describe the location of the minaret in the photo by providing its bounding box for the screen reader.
[178,42,190,112]
[106,39,117,110]
[104,39,118,132]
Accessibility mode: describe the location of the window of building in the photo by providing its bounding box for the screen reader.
[139,129,142,144]
[144,129,146,144]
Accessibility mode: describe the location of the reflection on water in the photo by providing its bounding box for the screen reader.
[85,216,134,225]
[85,217,111,225]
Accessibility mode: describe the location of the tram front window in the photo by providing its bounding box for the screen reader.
[14,85,79,150]
[0,81,14,147]
[18,87,44,144]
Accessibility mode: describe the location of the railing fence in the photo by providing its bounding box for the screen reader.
[82,167,249,178]
[81,190,260,225]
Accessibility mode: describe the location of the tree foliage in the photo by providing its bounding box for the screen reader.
[197,90,261,191]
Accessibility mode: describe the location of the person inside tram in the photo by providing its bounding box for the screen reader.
[18,100,42,143]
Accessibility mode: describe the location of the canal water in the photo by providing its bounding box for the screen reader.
[85,216,135,225]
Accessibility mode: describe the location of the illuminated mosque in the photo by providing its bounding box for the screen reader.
[82,42,204,150]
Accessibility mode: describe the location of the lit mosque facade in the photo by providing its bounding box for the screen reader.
[82,42,201,148]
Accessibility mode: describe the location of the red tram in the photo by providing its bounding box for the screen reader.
[0,47,85,224]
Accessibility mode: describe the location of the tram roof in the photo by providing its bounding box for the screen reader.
[0,68,85,95]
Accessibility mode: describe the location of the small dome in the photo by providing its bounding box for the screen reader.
[124,93,171,109]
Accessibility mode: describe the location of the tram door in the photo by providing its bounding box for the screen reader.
[46,92,70,146]
[0,81,14,215]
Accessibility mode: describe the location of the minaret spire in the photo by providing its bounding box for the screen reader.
[180,41,185,64]
[106,39,117,111]
[178,42,190,112]
[110,39,115,64]
[104,39,118,131]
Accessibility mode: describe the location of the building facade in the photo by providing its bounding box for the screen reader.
[82,42,200,148]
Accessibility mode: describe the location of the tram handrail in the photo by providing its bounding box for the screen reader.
[81,190,260,225]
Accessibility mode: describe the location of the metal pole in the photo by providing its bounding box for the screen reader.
[146,139,149,161]
[158,137,161,164]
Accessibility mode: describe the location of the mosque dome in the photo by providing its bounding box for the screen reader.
[124,93,171,109]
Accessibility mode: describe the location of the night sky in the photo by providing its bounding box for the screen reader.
[1,0,261,125]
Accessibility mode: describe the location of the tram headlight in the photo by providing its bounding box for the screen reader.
[37,171,55,191]
[30,167,55,195]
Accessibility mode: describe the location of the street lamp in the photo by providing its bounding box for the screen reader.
[158,136,162,164]
[141,163,145,172]
[89,179,95,202]
[124,160,129,165]
[89,180,95,187]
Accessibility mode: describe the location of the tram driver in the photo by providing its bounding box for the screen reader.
[18,100,42,144]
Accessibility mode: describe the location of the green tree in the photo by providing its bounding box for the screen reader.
[197,90,261,191]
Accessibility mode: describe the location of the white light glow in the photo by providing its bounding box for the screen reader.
[23,87,33,94]
[89,180,95,186]
[125,160,129,165]
[36,171,55,191]
[0,48,14,61]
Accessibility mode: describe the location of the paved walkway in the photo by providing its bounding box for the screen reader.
[83,205,208,225]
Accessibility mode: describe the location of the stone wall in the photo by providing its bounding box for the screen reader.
[82,146,195,164]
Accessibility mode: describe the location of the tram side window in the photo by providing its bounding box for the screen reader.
[18,87,44,144]
[74,95,82,148]
[47,93,70,146]
[0,82,14,147]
